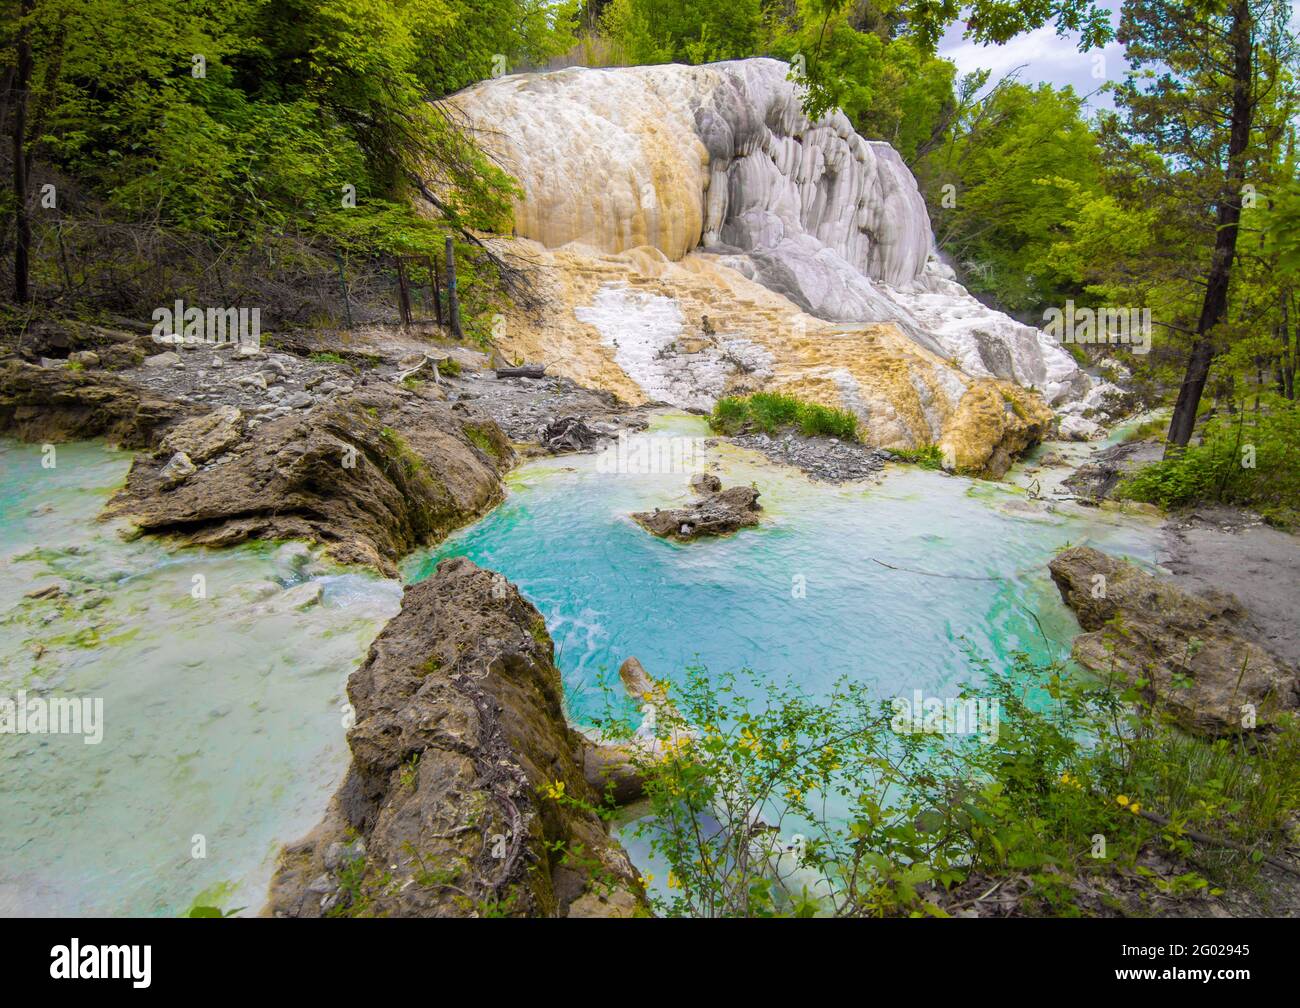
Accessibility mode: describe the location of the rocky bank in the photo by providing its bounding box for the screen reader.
[1050,545,1299,735]
[264,556,645,917]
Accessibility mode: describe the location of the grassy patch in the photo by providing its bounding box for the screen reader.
[709,392,859,441]
[891,444,945,469]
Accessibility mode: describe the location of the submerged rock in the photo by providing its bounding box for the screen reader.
[265,556,644,918]
[1049,546,1299,735]
[632,484,761,541]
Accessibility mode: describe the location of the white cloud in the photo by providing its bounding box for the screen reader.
[938,7,1126,111]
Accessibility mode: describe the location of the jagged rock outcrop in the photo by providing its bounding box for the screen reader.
[453,58,1117,454]
[632,484,761,540]
[941,380,1055,478]
[1049,546,1300,735]
[0,359,193,447]
[106,384,512,576]
[265,557,646,918]
[1062,439,1165,502]
[538,415,599,452]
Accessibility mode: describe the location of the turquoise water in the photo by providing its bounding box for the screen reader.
[410,414,1162,724]
[0,440,400,916]
[0,417,1162,916]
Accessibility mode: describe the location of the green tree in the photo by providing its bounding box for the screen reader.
[1104,0,1299,449]
[921,81,1106,316]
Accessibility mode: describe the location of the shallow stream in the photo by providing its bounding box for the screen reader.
[0,416,1161,914]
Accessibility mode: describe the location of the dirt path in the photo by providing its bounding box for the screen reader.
[1159,506,1300,669]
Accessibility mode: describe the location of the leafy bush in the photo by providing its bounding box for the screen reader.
[570,652,1300,917]
[1118,400,1300,527]
[709,392,859,441]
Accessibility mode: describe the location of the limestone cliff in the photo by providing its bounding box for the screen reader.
[451,58,1115,464]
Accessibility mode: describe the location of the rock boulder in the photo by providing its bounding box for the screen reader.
[632,484,761,541]
[265,557,645,918]
[1049,546,1299,735]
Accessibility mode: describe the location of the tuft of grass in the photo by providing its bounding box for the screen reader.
[309,351,347,365]
[891,444,945,469]
[709,392,859,441]
[1121,416,1169,443]
[436,357,461,377]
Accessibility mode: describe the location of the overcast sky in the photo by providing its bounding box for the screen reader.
[937,2,1125,112]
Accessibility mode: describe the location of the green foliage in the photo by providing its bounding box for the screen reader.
[709,392,859,440]
[922,82,1107,314]
[1118,400,1300,527]
[600,0,762,65]
[890,444,945,469]
[3,0,573,320]
[582,652,1300,916]
[769,11,955,162]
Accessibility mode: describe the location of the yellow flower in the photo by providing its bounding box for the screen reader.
[1129,801,1141,815]
[667,871,680,889]
[1116,794,1130,807]
[639,874,654,888]
[544,780,566,800]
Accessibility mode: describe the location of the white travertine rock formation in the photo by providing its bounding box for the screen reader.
[451,58,1112,450]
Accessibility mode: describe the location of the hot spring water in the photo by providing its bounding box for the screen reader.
[0,416,1161,914]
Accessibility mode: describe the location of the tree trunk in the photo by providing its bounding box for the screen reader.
[445,235,461,339]
[12,0,34,304]
[1166,0,1254,451]
[395,256,412,327]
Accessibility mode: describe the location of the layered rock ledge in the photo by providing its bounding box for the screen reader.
[0,321,655,576]
[265,556,646,917]
[1050,546,1300,735]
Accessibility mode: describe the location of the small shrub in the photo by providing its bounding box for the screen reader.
[891,444,945,469]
